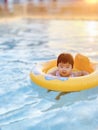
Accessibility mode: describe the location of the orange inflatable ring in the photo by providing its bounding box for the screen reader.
[30,54,98,92]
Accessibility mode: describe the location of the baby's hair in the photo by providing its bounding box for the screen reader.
[57,53,74,68]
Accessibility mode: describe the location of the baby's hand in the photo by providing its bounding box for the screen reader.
[82,71,89,76]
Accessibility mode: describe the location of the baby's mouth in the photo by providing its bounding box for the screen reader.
[62,71,67,74]
[62,72,67,76]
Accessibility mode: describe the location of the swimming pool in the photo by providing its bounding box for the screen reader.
[0,19,98,130]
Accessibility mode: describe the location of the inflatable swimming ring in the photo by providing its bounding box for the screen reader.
[30,54,98,92]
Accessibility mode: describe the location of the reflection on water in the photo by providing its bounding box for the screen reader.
[0,19,98,130]
[86,21,97,36]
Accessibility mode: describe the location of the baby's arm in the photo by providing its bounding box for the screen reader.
[48,69,57,76]
[74,71,89,76]
[81,71,89,75]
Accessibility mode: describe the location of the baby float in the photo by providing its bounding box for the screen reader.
[30,54,98,92]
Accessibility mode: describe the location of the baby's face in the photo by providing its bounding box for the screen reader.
[58,62,72,77]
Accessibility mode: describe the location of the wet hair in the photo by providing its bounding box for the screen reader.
[57,53,74,68]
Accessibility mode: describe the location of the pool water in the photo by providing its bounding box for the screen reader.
[0,19,98,130]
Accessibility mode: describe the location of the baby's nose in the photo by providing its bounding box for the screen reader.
[63,69,67,72]
[63,68,67,70]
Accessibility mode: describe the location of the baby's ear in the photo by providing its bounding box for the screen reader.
[74,53,94,73]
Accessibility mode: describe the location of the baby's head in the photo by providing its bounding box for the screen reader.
[57,53,74,77]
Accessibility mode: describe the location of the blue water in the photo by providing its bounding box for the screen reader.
[0,19,98,130]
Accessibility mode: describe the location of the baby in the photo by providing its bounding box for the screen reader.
[49,53,88,77]
[48,53,89,100]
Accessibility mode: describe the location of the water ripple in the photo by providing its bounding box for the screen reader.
[0,19,98,130]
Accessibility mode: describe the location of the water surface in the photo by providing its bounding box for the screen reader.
[0,19,98,130]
